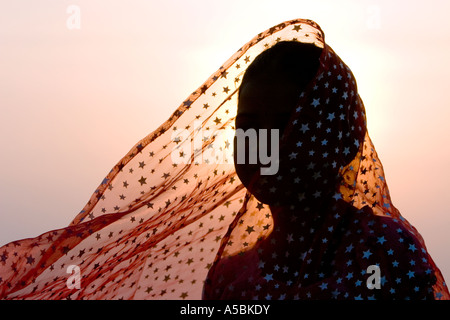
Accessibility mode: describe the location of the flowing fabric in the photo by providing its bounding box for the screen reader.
[0,19,448,300]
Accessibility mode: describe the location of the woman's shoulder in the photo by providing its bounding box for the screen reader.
[341,206,438,299]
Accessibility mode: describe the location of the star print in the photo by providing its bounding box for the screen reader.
[362,250,372,259]
[245,226,255,234]
[138,176,147,186]
[311,98,320,107]
[300,123,310,133]
[319,282,328,290]
[327,113,335,121]
[332,193,342,201]
[264,274,273,282]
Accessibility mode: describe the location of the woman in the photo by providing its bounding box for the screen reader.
[202,38,447,300]
[0,19,447,300]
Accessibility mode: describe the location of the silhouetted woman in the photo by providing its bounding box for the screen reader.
[203,39,448,300]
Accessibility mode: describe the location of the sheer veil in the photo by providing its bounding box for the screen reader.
[0,19,447,300]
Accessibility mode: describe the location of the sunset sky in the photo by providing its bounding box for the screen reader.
[1,0,450,283]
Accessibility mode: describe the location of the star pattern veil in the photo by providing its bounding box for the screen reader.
[0,19,448,300]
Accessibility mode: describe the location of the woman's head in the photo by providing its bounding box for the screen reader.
[234,41,366,207]
[237,41,323,134]
[234,41,323,202]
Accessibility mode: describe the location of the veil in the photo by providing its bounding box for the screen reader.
[0,19,448,300]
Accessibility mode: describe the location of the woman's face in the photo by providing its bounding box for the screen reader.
[234,79,300,195]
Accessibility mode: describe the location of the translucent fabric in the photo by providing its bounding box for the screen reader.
[0,19,448,300]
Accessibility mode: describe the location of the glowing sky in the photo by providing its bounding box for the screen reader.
[1,0,449,284]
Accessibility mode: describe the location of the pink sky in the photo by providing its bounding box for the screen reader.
[1,0,450,284]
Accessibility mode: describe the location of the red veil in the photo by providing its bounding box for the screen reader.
[0,19,448,300]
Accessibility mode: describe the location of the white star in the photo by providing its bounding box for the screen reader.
[332,192,342,201]
[311,98,320,107]
[319,282,328,290]
[327,113,335,121]
[264,274,273,282]
[300,123,309,133]
[362,249,372,259]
